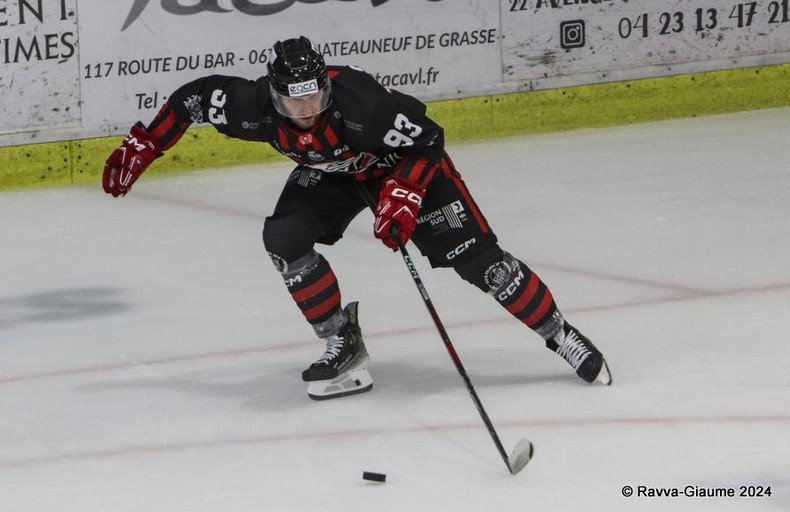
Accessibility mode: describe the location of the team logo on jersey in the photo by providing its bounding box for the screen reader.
[301,152,378,174]
[299,133,313,145]
[288,79,319,97]
[183,94,203,123]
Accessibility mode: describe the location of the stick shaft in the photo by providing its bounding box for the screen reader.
[395,247,513,472]
[356,182,514,472]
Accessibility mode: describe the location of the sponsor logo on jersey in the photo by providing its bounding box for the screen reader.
[343,119,364,132]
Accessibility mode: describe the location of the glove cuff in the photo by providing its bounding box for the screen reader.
[384,176,424,194]
[127,122,162,156]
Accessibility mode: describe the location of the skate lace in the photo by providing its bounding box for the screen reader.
[316,335,346,365]
[556,331,591,370]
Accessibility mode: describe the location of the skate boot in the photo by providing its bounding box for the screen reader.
[547,322,613,385]
[302,302,373,400]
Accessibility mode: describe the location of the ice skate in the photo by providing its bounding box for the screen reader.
[303,302,373,400]
[548,322,612,385]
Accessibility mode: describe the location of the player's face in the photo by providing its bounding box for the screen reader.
[276,89,328,129]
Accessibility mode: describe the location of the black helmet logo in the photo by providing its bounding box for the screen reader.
[288,80,319,97]
[267,36,327,98]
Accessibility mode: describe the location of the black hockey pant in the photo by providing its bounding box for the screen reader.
[262,164,560,338]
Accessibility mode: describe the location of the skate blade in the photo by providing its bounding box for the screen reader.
[307,365,373,401]
[595,358,613,386]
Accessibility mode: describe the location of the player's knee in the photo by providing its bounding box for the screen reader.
[262,213,316,266]
[453,245,521,295]
[270,249,322,279]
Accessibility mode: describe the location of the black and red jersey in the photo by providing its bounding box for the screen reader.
[147,65,446,189]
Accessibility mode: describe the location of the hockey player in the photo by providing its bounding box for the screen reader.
[102,36,612,399]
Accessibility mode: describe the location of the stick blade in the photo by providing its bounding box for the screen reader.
[508,439,534,474]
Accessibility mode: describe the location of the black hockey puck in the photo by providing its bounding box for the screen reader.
[362,471,386,482]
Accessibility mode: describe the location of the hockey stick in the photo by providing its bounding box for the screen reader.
[356,182,533,475]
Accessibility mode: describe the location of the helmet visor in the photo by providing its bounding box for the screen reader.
[271,80,331,119]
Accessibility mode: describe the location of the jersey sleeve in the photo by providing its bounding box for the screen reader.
[381,88,445,189]
[145,75,262,150]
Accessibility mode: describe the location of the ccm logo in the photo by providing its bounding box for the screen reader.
[285,275,303,288]
[497,268,525,301]
[288,79,318,97]
[125,135,148,152]
[446,238,476,260]
[390,186,423,206]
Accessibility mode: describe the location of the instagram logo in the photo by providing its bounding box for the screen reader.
[560,20,586,49]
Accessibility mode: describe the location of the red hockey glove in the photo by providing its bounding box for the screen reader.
[373,178,425,249]
[102,122,161,197]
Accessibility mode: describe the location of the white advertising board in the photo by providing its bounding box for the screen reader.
[2,0,790,146]
[0,0,80,135]
[502,0,790,88]
[74,0,500,138]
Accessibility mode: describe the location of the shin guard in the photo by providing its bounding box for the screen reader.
[455,247,562,339]
[270,250,343,335]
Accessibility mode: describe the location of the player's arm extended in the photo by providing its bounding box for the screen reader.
[102,75,245,197]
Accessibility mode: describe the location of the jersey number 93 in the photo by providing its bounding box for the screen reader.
[384,113,422,148]
[209,89,228,125]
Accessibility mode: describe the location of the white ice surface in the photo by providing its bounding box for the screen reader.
[1,108,789,511]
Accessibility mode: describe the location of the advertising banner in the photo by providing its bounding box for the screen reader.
[0,0,80,134]
[75,0,500,138]
[2,0,790,146]
[502,0,790,88]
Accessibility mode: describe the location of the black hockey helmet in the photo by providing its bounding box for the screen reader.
[267,36,331,118]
